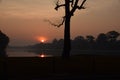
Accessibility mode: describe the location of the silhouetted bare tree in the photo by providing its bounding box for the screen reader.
[53,0,87,58]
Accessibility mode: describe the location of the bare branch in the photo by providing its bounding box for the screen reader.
[44,17,65,28]
[55,4,65,10]
[70,0,87,16]
[55,0,65,11]
[70,0,75,8]
[77,0,87,10]
[70,0,79,16]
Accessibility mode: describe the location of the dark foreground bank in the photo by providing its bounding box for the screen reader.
[1,55,120,80]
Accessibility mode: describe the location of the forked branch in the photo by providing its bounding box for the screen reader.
[45,17,65,27]
[48,0,87,27]
[55,0,65,10]
[70,0,86,16]
[77,0,86,9]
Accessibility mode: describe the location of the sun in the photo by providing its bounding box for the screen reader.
[40,54,45,58]
[36,36,47,43]
[41,39,45,43]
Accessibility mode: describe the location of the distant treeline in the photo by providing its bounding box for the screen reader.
[28,30,120,50]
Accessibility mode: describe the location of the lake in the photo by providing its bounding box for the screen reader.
[7,48,120,57]
[7,48,62,57]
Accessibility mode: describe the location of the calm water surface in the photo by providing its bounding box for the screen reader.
[7,49,120,57]
[7,49,61,57]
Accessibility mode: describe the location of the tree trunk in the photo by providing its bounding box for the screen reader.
[62,0,71,58]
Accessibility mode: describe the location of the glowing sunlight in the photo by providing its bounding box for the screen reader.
[41,39,45,43]
[36,36,47,43]
[40,54,45,58]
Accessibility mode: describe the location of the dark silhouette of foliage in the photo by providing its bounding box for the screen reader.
[30,30,120,52]
[96,33,108,50]
[72,36,88,49]
[106,31,120,42]
[0,30,9,80]
[106,31,120,50]
[86,35,95,43]
[86,35,95,49]
[0,30,9,56]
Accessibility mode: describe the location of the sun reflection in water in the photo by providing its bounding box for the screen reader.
[40,54,45,58]
[38,53,53,58]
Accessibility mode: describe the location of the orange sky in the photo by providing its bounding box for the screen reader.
[0,0,120,46]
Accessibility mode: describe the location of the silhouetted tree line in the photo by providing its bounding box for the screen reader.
[72,30,120,50]
[30,31,120,51]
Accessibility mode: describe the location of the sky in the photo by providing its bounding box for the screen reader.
[0,0,120,46]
